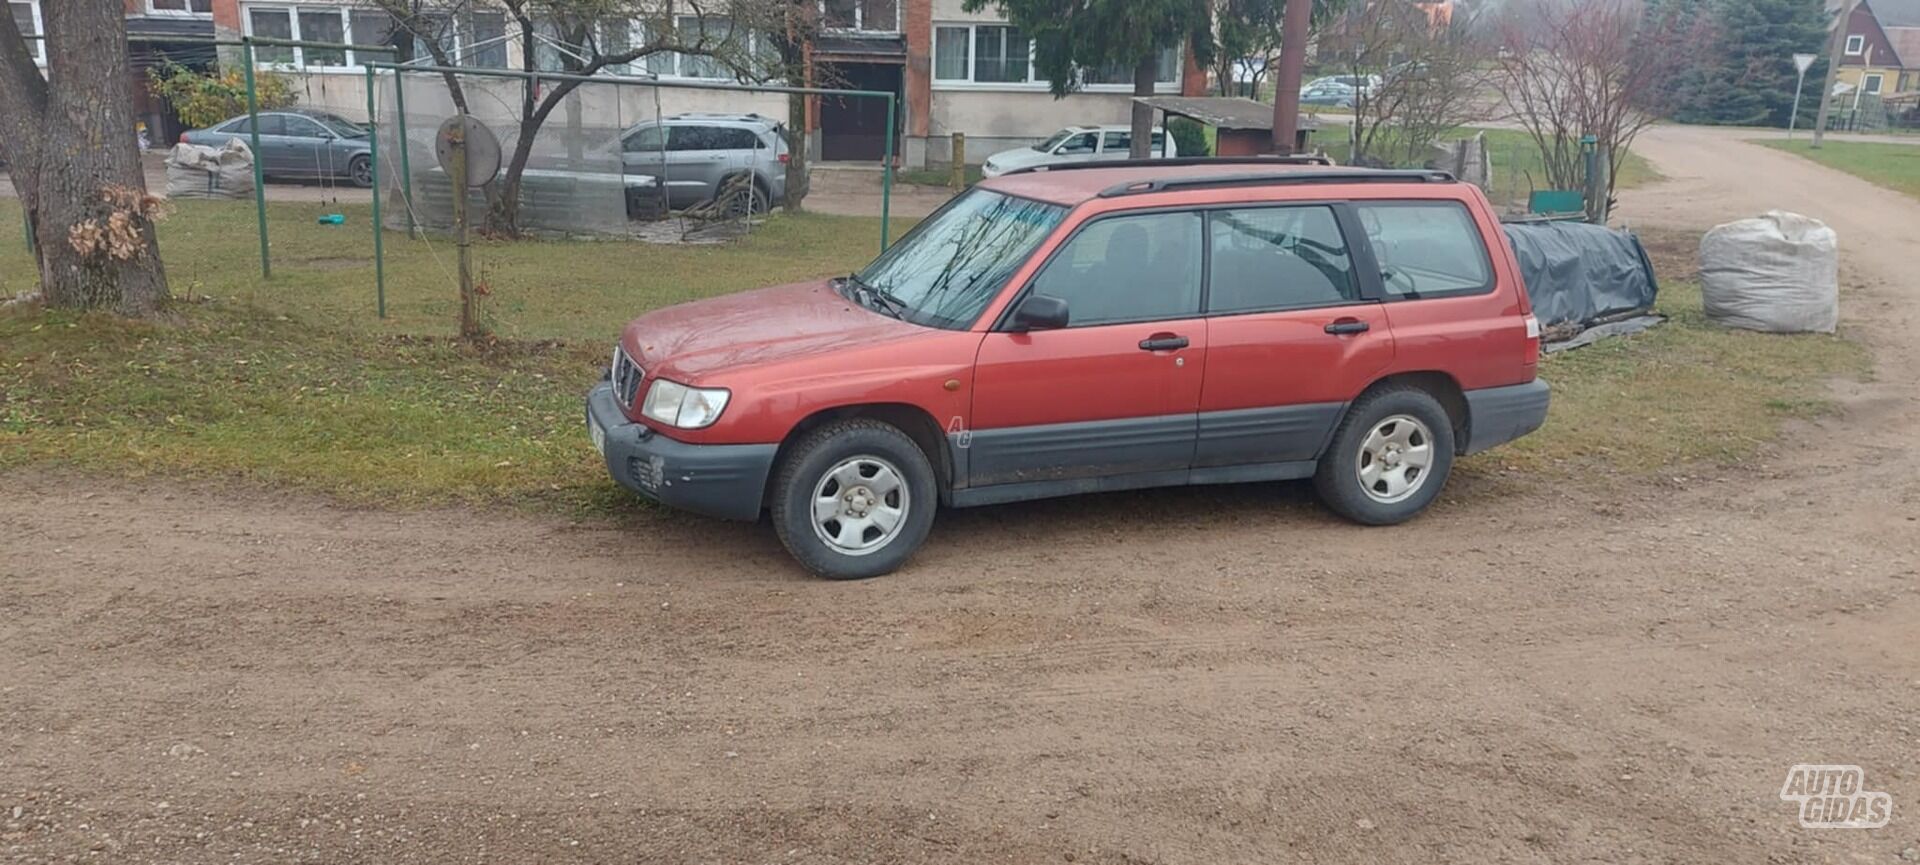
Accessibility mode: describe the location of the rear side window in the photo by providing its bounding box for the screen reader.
[1030,210,1203,326]
[1208,206,1359,314]
[715,127,762,150]
[1354,201,1494,300]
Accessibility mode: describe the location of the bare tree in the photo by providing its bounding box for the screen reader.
[0,0,168,314]
[1494,0,1706,212]
[1337,0,1495,168]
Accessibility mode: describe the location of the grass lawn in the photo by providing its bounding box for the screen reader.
[1752,138,1920,200]
[0,202,1865,515]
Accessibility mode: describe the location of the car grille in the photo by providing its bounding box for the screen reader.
[610,345,645,409]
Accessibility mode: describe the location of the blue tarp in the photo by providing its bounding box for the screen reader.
[1503,221,1660,330]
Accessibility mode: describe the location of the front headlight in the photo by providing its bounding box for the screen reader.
[641,378,731,429]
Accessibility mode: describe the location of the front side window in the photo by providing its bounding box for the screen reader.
[1208,206,1359,314]
[669,126,725,151]
[1054,133,1097,155]
[854,188,1067,330]
[1100,130,1167,154]
[1029,211,1204,327]
[1355,201,1494,300]
[282,115,326,138]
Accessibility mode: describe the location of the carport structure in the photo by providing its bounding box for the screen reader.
[1133,96,1320,156]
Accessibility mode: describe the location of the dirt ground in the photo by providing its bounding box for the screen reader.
[4,125,1918,864]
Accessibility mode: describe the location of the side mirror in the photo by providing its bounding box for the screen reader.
[1010,294,1069,332]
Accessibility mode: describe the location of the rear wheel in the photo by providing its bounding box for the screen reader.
[770,419,938,579]
[1313,386,1456,526]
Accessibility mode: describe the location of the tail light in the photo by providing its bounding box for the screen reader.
[777,153,791,165]
[1523,314,1542,366]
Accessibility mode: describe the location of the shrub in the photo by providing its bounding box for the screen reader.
[148,62,298,131]
[1168,117,1211,157]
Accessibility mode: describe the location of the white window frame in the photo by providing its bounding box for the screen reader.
[1845,34,1865,56]
[932,21,1182,93]
[822,0,900,35]
[243,4,506,74]
[581,17,767,82]
[242,4,364,73]
[144,0,214,19]
[1864,72,1884,94]
[9,0,44,67]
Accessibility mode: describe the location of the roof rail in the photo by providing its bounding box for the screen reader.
[1097,168,1456,198]
[1000,155,1334,177]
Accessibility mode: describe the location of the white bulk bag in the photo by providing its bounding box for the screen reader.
[165,139,256,201]
[1698,211,1839,334]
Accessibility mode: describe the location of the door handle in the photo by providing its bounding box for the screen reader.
[1324,318,1371,335]
[1139,334,1190,352]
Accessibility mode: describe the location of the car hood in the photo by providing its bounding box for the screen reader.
[984,146,1050,173]
[620,280,930,382]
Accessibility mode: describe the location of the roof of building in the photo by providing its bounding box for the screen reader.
[1132,96,1321,132]
[979,161,1442,206]
[1887,26,1920,66]
[1869,0,1920,28]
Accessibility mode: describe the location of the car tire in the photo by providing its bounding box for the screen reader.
[770,419,938,580]
[348,156,374,189]
[1313,385,1456,526]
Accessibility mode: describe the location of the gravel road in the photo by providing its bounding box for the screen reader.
[3,124,1917,864]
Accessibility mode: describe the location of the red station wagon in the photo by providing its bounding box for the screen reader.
[587,158,1549,579]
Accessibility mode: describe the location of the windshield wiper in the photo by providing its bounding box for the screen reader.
[844,273,908,320]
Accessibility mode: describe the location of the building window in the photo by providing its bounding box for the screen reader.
[243,4,503,71]
[933,21,1180,89]
[147,0,213,15]
[9,1,42,66]
[824,0,898,33]
[1864,73,1884,94]
[1080,46,1180,86]
[1845,34,1865,55]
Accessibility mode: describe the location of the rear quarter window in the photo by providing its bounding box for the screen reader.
[1355,201,1494,301]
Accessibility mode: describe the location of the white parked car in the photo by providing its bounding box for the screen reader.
[980,125,1179,177]
[1305,74,1383,96]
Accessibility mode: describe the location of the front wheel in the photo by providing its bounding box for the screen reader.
[348,156,374,188]
[1313,386,1456,526]
[770,419,938,579]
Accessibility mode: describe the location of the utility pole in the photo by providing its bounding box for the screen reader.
[1812,0,1859,149]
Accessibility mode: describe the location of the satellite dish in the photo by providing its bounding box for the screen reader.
[434,115,502,186]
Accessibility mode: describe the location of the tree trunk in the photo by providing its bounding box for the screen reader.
[1130,54,1158,159]
[0,0,167,315]
[785,91,811,212]
[1272,0,1313,155]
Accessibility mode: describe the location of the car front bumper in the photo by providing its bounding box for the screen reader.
[586,382,777,521]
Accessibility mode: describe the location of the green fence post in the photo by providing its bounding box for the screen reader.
[392,67,415,237]
[241,38,271,279]
[881,94,896,253]
[366,64,386,318]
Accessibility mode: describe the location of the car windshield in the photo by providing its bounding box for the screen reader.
[853,188,1067,330]
[1033,129,1075,152]
[312,114,368,138]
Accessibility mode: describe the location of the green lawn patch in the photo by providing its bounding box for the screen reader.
[1752,138,1920,200]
